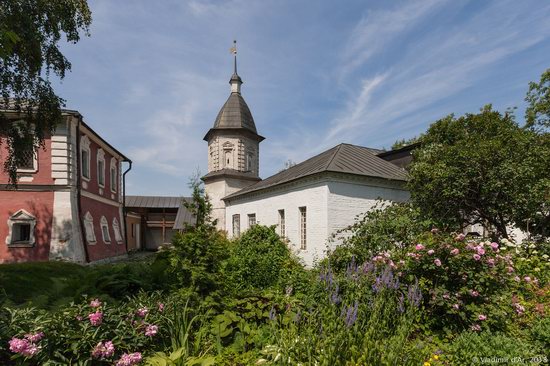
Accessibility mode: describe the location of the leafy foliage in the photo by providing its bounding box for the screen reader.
[328,202,433,271]
[0,0,92,184]
[408,105,550,239]
[224,225,304,292]
[525,68,550,132]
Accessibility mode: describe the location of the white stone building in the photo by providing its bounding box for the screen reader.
[203,55,412,266]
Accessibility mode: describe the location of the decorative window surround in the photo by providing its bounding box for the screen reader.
[6,209,36,247]
[16,146,38,174]
[80,135,91,181]
[97,148,106,188]
[83,211,96,244]
[100,216,111,243]
[112,217,123,243]
[110,158,118,193]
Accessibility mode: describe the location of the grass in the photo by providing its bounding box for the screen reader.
[0,254,159,310]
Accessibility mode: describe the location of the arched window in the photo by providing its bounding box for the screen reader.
[112,217,123,243]
[100,216,111,243]
[6,209,36,247]
[83,212,96,243]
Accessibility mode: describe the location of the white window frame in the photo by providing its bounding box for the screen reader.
[299,207,307,250]
[110,158,118,193]
[80,135,91,181]
[100,216,111,243]
[5,209,36,247]
[278,209,285,238]
[83,211,96,244]
[248,213,256,228]
[97,148,106,188]
[112,217,123,243]
[232,214,240,236]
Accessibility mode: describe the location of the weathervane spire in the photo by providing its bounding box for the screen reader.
[229,40,242,94]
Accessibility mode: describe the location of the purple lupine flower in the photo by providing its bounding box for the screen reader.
[330,285,342,305]
[362,261,374,274]
[406,280,422,307]
[397,293,405,313]
[346,256,359,280]
[342,301,359,328]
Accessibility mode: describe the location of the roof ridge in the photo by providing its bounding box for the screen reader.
[324,143,344,170]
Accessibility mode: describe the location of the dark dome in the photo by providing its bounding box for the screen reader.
[213,93,257,134]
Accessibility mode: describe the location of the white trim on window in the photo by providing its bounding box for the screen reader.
[80,135,91,181]
[248,213,256,228]
[110,158,118,193]
[112,217,123,243]
[100,216,110,243]
[97,148,106,188]
[5,209,36,247]
[83,211,96,244]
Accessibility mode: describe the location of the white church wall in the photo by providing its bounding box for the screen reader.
[326,178,410,250]
[225,179,329,267]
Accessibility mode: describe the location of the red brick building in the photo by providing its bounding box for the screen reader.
[0,108,131,263]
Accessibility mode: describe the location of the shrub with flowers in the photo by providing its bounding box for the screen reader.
[384,231,547,333]
[0,292,173,365]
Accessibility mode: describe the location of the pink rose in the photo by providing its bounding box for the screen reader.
[452,303,460,310]
[490,242,499,250]
[427,249,435,255]
[415,244,425,251]
[450,248,459,255]
[524,276,531,283]
[455,233,466,241]
[470,324,481,332]
[470,290,479,297]
[514,276,521,282]
[24,332,44,343]
[478,314,487,321]
[116,352,143,366]
[8,337,40,357]
[92,341,115,359]
[144,324,158,337]
[158,303,165,312]
[88,311,103,326]
[473,254,481,261]
[486,258,495,267]
[136,307,149,318]
[431,228,439,234]
[90,299,102,308]
[477,247,485,255]
[434,258,442,267]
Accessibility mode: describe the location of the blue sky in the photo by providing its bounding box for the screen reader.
[54,0,550,196]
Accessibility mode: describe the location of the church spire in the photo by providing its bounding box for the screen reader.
[229,40,242,94]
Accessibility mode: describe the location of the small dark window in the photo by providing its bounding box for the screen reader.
[14,223,31,243]
[18,147,35,170]
[82,149,90,178]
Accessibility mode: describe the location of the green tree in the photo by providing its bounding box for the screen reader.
[525,68,550,132]
[0,0,92,184]
[408,105,550,239]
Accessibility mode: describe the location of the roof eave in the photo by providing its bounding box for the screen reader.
[203,127,265,142]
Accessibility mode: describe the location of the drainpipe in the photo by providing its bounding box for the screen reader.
[122,160,132,253]
[75,116,91,263]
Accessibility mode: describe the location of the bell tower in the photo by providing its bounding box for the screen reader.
[202,41,264,231]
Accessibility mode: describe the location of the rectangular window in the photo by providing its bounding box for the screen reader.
[13,223,31,243]
[248,213,256,228]
[17,146,35,171]
[278,209,285,237]
[98,160,105,186]
[101,224,111,243]
[81,149,90,179]
[232,214,240,236]
[299,207,306,250]
[131,223,135,238]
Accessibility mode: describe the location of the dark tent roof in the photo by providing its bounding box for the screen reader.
[126,196,183,208]
[224,143,408,200]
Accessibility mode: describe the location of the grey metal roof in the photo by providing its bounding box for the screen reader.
[202,168,262,182]
[212,93,257,133]
[224,143,408,200]
[125,196,184,208]
[173,199,196,230]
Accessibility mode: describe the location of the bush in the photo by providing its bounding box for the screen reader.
[327,202,433,272]
[224,225,305,292]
